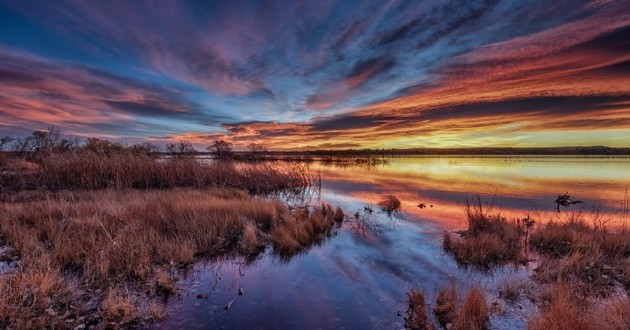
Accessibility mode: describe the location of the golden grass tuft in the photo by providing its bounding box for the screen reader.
[101,286,138,323]
[528,284,590,330]
[452,285,489,330]
[405,289,434,330]
[443,202,523,268]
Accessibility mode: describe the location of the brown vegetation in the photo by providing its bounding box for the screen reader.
[452,286,489,330]
[443,201,526,268]
[0,189,341,328]
[0,149,313,195]
[529,284,630,330]
[441,197,630,329]
[405,289,434,330]
[405,284,489,330]
[530,217,630,296]
[432,282,457,328]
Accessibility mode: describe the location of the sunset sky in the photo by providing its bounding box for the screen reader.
[1,0,629,150]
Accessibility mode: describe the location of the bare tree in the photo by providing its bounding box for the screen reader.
[207,140,233,161]
[248,143,267,158]
[0,136,14,151]
[165,141,197,158]
[128,142,161,156]
[12,137,34,156]
[85,137,124,154]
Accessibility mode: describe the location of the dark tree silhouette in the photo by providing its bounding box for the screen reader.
[165,141,197,158]
[207,140,233,161]
[0,136,14,151]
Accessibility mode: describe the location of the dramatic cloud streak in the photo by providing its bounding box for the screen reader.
[0,0,629,148]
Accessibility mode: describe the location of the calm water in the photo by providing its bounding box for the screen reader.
[160,156,630,329]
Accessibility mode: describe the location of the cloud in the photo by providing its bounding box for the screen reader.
[1,0,630,148]
[0,47,220,138]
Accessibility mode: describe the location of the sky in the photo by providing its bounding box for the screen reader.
[0,0,629,150]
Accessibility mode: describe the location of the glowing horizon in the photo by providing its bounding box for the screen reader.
[1,1,629,150]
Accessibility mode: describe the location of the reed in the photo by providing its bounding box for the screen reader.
[0,189,341,327]
[0,149,314,195]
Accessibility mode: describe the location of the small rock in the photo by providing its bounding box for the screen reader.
[602,275,609,279]
[65,318,75,324]
[397,311,401,316]
[446,323,452,329]
[238,288,244,296]
[225,300,234,310]
[74,324,86,330]
[603,265,613,271]
[196,294,208,299]
[46,309,57,317]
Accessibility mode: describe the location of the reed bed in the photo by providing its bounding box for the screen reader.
[0,150,314,195]
[0,189,341,328]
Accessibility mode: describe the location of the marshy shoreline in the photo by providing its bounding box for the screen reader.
[1,138,630,329]
[0,145,345,329]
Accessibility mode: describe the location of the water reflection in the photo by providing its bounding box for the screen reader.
[161,156,628,329]
[315,156,630,229]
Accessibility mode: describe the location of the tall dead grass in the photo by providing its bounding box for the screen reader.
[529,284,630,330]
[0,189,341,327]
[443,201,525,268]
[405,283,489,330]
[531,216,630,296]
[0,150,313,194]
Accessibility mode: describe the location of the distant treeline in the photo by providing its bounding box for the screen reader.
[256,146,630,156]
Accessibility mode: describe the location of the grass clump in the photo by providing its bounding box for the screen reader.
[433,282,457,328]
[530,283,630,330]
[452,285,489,330]
[405,289,435,330]
[530,216,630,296]
[443,200,525,269]
[405,283,489,330]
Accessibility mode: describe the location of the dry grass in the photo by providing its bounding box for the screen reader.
[433,282,457,328]
[0,189,342,327]
[443,202,524,268]
[452,285,489,330]
[405,289,434,330]
[588,296,630,330]
[530,217,630,296]
[528,284,591,330]
[498,279,521,302]
[406,284,489,330]
[530,283,630,330]
[0,150,313,195]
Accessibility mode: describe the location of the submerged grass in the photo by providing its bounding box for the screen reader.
[0,189,342,328]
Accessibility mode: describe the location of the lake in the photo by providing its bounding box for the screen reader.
[160,156,630,329]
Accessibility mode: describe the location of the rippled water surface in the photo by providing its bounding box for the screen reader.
[161,156,630,329]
